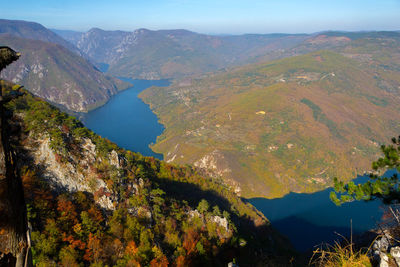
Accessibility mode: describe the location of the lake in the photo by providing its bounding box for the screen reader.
[248,176,384,251]
[82,78,384,252]
[82,78,170,159]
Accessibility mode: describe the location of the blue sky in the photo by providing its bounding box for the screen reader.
[1,0,400,34]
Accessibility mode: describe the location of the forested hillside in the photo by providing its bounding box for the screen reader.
[0,79,292,266]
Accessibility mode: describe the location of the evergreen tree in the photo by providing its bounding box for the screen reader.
[331,136,400,205]
[197,199,209,214]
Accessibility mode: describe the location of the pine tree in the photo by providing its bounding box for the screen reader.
[331,136,400,205]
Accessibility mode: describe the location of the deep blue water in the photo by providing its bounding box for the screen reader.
[248,175,384,251]
[82,78,170,159]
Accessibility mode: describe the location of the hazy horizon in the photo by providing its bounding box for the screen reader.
[51,26,400,36]
[2,0,399,35]
[2,17,399,37]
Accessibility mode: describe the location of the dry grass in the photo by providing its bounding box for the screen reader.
[310,205,400,267]
[310,240,372,267]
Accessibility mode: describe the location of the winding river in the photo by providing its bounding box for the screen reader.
[82,78,170,159]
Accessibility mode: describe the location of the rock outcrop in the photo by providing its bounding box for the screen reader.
[371,232,400,267]
[29,137,114,210]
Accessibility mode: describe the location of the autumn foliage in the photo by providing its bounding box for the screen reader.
[2,85,285,266]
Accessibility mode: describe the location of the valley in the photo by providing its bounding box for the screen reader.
[0,13,399,265]
[56,27,308,80]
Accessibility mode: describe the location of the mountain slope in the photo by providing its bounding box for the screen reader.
[0,19,81,55]
[60,27,308,79]
[140,49,400,198]
[257,31,400,64]
[0,79,293,266]
[51,29,83,45]
[68,28,132,66]
[0,34,130,112]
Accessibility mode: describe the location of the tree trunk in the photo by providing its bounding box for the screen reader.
[0,49,31,267]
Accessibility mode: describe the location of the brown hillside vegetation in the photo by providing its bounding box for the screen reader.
[141,49,400,198]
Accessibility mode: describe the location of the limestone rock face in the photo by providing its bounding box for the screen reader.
[194,150,232,178]
[371,234,400,267]
[109,150,122,169]
[211,215,229,231]
[379,253,389,267]
[390,246,400,266]
[373,236,390,253]
[29,136,114,210]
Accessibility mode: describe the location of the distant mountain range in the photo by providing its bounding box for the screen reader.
[55,27,400,83]
[0,19,129,112]
[140,32,400,198]
[56,27,309,79]
[2,19,399,115]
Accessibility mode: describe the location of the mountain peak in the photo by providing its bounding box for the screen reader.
[88,27,105,33]
[0,18,81,56]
